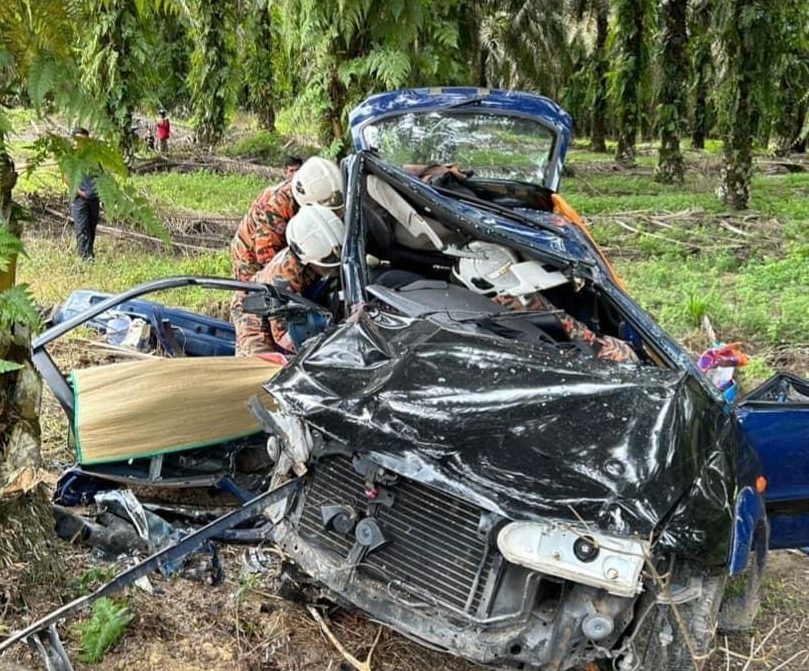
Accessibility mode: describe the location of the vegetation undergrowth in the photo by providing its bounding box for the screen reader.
[218,128,317,164]
[131,171,266,217]
[74,597,133,664]
[18,237,230,313]
[566,149,809,380]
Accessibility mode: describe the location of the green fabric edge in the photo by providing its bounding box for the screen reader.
[69,370,83,463]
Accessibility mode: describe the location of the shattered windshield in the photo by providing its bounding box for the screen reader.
[363,112,555,185]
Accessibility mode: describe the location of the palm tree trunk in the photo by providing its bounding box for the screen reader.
[689,1,712,150]
[655,0,688,183]
[0,149,20,291]
[190,0,234,147]
[613,0,651,167]
[1,134,65,609]
[719,75,754,209]
[691,86,708,150]
[1,326,65,609]
[792,104,807,153]
[590,6,608,153]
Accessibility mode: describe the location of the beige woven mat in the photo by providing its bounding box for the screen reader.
[71,357,281,464]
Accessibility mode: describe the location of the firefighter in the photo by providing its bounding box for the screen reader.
[230,156,342,283]
[234,204,345,356]
[283,155,304,180]
[453,241,639,363]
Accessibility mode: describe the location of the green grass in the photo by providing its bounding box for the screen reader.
[219,129,285,162]
[561,151,809,375]
[132,170,267,216]
[18,237,231,315]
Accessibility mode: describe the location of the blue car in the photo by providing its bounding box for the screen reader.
[33,88,809,671]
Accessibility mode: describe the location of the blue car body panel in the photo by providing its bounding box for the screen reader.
[53,289,235,357]
[349,91,809,557]
[736,374,809,550]
[349,87,573,191]
[728,487,768,575]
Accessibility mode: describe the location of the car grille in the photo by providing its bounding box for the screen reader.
[298,455,497,614]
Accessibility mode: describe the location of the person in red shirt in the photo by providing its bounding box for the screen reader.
[156,109,170,152]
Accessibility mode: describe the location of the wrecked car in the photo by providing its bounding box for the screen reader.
[22,88,809,671]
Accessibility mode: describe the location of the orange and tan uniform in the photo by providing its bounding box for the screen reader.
[233,248,318,357]
[230,180,298,282]
[495,292,639,364]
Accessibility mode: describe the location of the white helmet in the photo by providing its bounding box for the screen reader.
[452,241,568,297]
[291,157,343,208]
[286,204,345,267]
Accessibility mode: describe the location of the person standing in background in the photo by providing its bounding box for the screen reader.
[156,109,170,152]
[69,128,100,262]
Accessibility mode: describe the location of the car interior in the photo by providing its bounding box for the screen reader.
[322,166,655,366]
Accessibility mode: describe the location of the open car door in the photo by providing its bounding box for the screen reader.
[736,373,809,549]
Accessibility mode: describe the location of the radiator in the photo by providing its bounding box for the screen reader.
[298,455,497,614]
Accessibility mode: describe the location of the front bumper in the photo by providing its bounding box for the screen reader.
[270,455,637,670]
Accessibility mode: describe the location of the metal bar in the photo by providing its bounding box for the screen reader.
[0,478,302,655]
[148,454,164,482]
[32,348,75,417]
[33,276,264,350]
[342,154,367,310]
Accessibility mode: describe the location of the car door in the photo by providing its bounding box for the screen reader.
[735,373,809,549]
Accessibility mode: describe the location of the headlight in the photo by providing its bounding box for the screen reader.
[496,521,648,597]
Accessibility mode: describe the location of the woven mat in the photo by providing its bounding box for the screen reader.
[71,357,281,464]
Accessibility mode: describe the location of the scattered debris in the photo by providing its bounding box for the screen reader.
[307,605,382,671]
[0,478,302,657]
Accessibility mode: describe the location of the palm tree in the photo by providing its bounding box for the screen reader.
[479,0,570,98]
[609,0,655,166]
[278,0,464,151]
[715,0,783,209]
[569,0,610,152]
[188,0,237,146]
[243,0,278,131]
[689,0,713,150]
[0,0,77,605]
[80,0,161,160]
[771,1,809,156]
[655,0,688,183]
[1,0,163,600]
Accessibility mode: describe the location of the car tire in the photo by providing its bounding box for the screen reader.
[633,562,727,671]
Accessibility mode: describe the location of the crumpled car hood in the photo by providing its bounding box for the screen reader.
[264,312,736,563]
